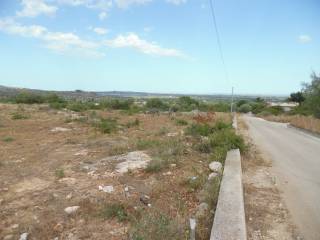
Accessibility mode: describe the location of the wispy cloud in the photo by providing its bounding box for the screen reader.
[106,33,186,58]
[114,0,152,9]
[298,34,312,44]
[92,27,108,35]
[98,11,107,20]
[0,19,103,58]
[57,0,113,10]
[16,0,58,18]
[166,0,186,5]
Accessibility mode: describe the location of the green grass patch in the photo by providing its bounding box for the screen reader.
[2,136,14,142]
[55,168,65,179]
[175,119,188,126]
[100,203,128,222]
[11,112,29,120]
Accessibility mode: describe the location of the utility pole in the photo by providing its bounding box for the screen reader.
[231,86,234,114]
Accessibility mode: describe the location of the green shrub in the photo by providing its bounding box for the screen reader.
[175,119,188,126]
[3,136,14,142]
[66,101,88,112]
[126,118,140,128]
[136,139,159,150]
[130,211,182,240]
[146,157,167,173]
[14,92,45,104]
[95,118,118,134]
[146,98,168,110]
[238,103,252,113]
[11,112,29,120]
[55,168,65,179]
[100,203,128,222]
[185,123,213,136]
[210,128,246,153]
[49,101,67,109]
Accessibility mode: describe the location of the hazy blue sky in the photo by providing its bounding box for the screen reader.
[0,0,319,95]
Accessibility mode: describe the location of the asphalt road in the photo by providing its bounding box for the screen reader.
[243,116,320,240]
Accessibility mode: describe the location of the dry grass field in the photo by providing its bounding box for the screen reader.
[261,115,320,134]
[0,103,233,240]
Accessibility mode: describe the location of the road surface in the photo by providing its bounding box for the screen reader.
[243,115,320,240]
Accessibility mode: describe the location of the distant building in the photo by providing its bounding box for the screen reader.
[267,102,299,112]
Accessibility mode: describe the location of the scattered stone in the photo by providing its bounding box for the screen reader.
[170,163,177,168]
[190,176,198,181]
[208,172,218,181]
[66,193,73,200]
[109,151,151,174]
[51,127,71,132]
[10,223,19,229]
[167,132,178,137]
[209,161,222,174]
[19,233,28,240]
[163,171,172,176]
[0,198,4,205]
[195,202,209,218]
[98,185,114,193]
[140,195,150,206]
[64,206,80,215]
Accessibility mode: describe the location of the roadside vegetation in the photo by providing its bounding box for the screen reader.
[235,71,320,134]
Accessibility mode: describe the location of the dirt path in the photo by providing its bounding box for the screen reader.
[238,118,300,240]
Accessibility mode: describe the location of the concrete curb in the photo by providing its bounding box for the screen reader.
[210,149,247,240]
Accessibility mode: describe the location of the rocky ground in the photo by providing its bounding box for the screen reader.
[0,104,228,240]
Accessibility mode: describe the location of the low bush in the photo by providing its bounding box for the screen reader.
[129,210,182,240]
[100,203,128,222]
[126,118,140,128]
[238,103,252,113]
[175,119,188,126]
[135,139,159,150]
[94,118,118,134]
[55,168,65,179]
[2,136,14,142]
[11,112,29,120]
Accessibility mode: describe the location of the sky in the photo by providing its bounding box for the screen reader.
[0,0,319,95]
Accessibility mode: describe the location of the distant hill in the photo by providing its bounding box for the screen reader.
[0,85,287,102]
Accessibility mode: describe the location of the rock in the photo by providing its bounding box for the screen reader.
[3,235,14,240]
[51,127,71,132]
[98,185,114,193]
[170,164,177,168]
[209,161,222,174]
[74,149,88,156]
[10,223,19,229]
[0,198,3,205]
[64,206,80,215]
[195,202,209,218]
[111,151,151,174]
[66,193,73,200]
[140,195,150,206]
[163,171,172,176]
[167,132,178,137]
[208,172,218,181]
[19,233,28,240]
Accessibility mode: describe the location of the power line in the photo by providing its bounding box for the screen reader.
[208,0,229,83]
[208,0,234,113]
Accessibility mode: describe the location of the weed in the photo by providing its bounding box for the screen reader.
[94,118,118,134]
[129,210,183,240]
[55,168,65,179]
[2,136,14,142]
[126,118,140,128]
[135,139,159,150]
[146,157,167,173]
[175,119,188,126]
[100,203,128,222]
[157,126,169,136]
[11,112,29,120]
[195,140,211,153]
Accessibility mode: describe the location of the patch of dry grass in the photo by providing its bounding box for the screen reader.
[263,115,320,134]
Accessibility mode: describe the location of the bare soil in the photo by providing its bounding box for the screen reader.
[0,104,229,240]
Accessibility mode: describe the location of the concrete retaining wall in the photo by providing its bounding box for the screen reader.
[210,149,247,240]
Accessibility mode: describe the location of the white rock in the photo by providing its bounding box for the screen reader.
[4,235,14,240]
[66,193,73,200]
[64,206,80,215]
[19,233,28,240]
[113,151,151,174]
[167,132,178,137]
[58,178,76,185]
[208,172,218,181]
[51,127,71,132]
[98,185,114,193]
[209,161,222,174]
